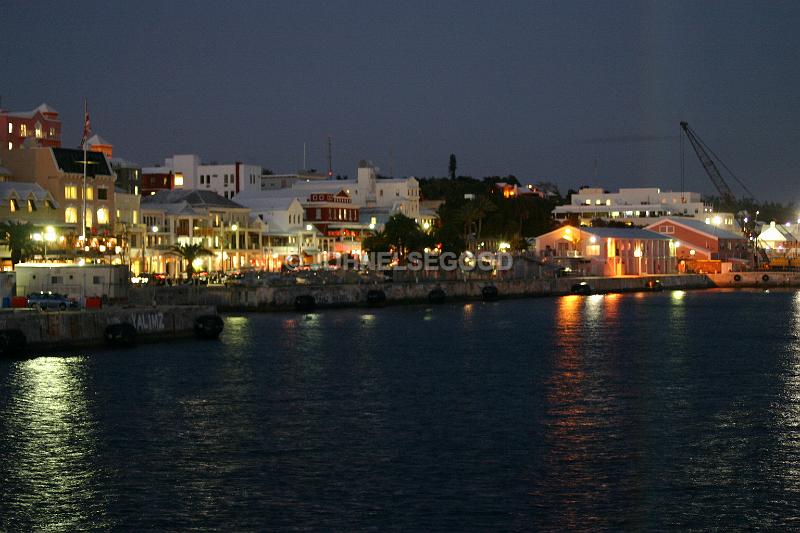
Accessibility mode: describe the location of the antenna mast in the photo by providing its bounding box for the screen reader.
[326,135,333,177]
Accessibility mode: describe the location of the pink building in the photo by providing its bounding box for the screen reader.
[535,225,677,276]
[645,217,749,264]
[0,103,61,151]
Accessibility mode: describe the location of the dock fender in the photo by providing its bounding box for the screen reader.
[194,314,224,340]
[428,288,446,304]
[0,329,27,356]
[733,274,742,282]
[481,285,499,301]
[762,274,770,283]
[366,289,386,306]
[295,294,316,312]
[104,323,137,347]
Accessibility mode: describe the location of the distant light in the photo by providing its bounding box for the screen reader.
[689,249,696,256]
[151,225,158,233]
[306,224,313,231]
[368,223,375,230]
[231,224,239,231]
[713,216,721,225]
[589,236,597,244]
[422,221,431,230]
[99,244,107,252]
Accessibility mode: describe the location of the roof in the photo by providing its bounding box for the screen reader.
[51,147,112,176]
[3,103,59,119]
[647,217,745,240]
[141,189,245,209]
[236,196,301,211]
[87,133,112,146]
[0,181,57,205]
[580,227,672,240]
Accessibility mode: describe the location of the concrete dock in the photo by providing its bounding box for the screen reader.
[0,305,221,354]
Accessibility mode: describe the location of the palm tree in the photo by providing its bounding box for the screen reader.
[0,221,36,266]
[168,242,213,279]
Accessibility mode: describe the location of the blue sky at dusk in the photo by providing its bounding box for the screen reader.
[2,1,799,199]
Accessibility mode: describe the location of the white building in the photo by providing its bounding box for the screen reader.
[148,154,262,199]
[553,187,736,232]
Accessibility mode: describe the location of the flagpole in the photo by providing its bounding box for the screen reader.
[82,98,87,242]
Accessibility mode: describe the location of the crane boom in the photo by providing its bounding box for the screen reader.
[679,121,737,202]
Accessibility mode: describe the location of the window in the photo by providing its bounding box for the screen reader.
[585,199,591,205]
[7,142,11,150]
[49,127,55,138]
[46,200,55,209]
[97,188,107,200]
[93,276,102,284]
[35,122,42,139]
[134,185,139,195]
[133,211,138,224]
[174,173,184,187]
[586,245,601,256]
[224,176,228,185]
[19,124,27,137]
[85,187,94,201]
[52,276,63,284]
[65,207,78,223]
[7,123,12,134]
[97,207,109,225]
[85,209,92,227]
[65,185,78,199]
[659,225,674,234]
[9,199,18,212]
[27,199,36,212]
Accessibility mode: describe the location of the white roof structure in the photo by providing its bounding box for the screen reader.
[87,133,112,146]
[0,181,57,205]
[4,103,59,118]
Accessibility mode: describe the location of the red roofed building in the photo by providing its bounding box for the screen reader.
[0,103,62,151]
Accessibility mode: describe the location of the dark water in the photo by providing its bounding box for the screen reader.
[2,289,800,531]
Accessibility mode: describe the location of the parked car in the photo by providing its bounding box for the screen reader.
[27,291,79,311]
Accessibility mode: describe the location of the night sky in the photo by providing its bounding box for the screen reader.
[3,1,799,200]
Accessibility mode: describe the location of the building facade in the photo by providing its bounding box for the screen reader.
[645,217,750,266]
[0,103,61,151]
[535,225,677,276]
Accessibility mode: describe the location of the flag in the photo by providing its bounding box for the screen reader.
[80,99,91,149]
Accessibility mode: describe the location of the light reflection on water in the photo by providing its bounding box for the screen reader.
[2,290,800,530]
[0,356,110,531]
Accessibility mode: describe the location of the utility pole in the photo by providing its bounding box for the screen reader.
[326,135,333,178]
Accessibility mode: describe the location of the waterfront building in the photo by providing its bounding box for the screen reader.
[535,224,677,276]
[137,189,265,276]
[0,103,61,151]
[234,195,322,269]
[553,187,737,232]
[645,217,750,271]
[14,263,129,300]
[0,145,117,238]
[110,158,142,195]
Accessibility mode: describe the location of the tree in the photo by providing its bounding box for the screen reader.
[0,221,36,266]
[168,242,212,279]
[362,230,390,253]
[448,154,457,180]
[383,214,432,258]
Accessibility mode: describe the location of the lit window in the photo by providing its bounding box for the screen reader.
[19,124,27,137]
[27,199,36,212]
[174,173,184,187]
[7,142,11,150]
[133,211,138,224]
[65,207,78,223]
[7,123,12,134]
[49,127,55,138]
[585,199,591,205]
[85,187,94,201]
[9,199,18,212]
[97,207,109,225]
[65,185,78,199]
[85,209,92,227]
[134,186,139,195]
[35,123,42,139]
[595,199,601,205]
[606,199,611,206]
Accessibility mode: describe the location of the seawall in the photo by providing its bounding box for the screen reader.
[707,271,800,288]
[0,305,217,352]
[128,274,712,311]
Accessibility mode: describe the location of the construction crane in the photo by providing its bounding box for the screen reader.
[679,121,754,203]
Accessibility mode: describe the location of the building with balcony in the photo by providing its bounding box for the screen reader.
[0,103,61,151]
[535,224,677,276]
[137,189,266,276]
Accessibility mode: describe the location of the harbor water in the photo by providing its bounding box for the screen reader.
[2,289,800,530]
